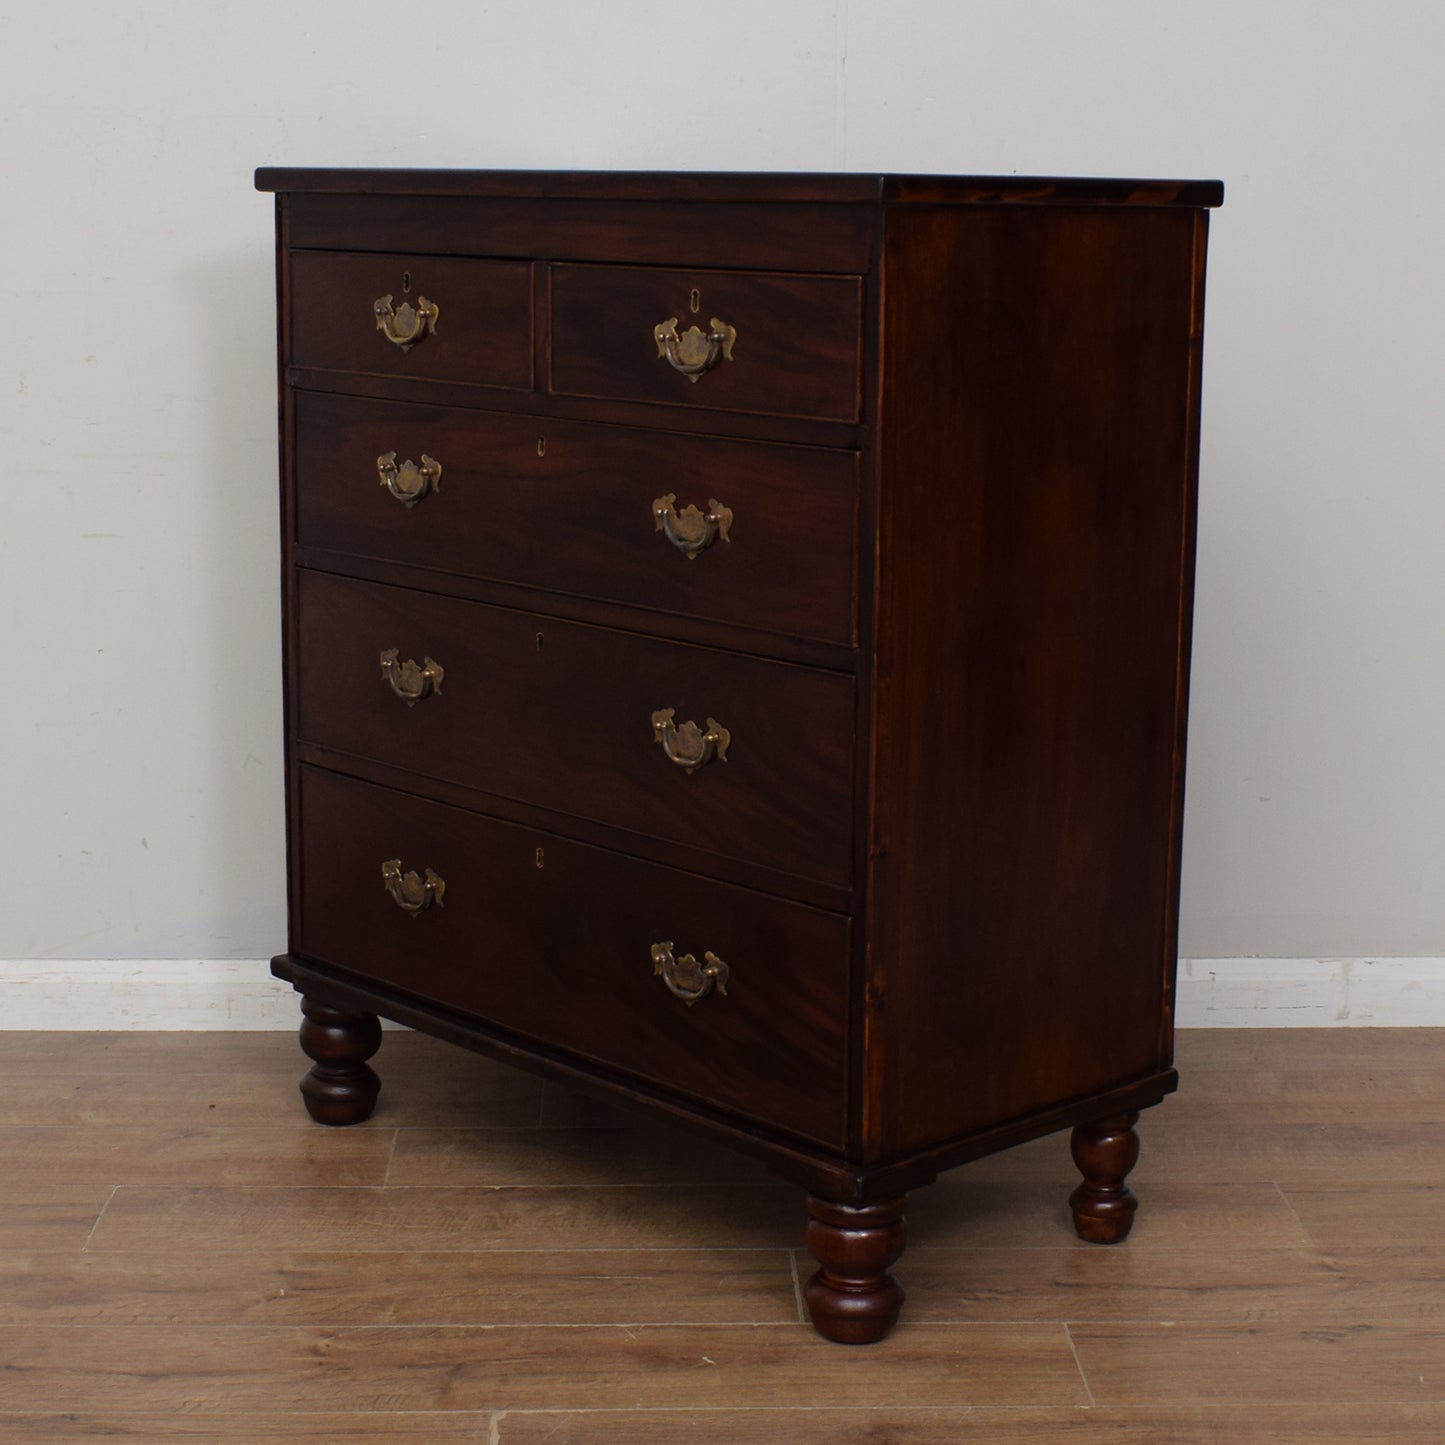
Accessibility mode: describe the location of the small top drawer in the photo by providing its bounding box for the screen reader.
[550,264,862,422]
[289,251,533,389]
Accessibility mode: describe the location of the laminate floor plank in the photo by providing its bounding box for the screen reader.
[0,1413,493,1443]
[88,1183,802,1253]
[945,1116,1445,1188]
[1071,1320,1445,1405]
[0,1249,800,1326]
[0,1067,544,1129]
[0,1032,304,1075]
[493,1403,1445,1444]
[909,1179,1310,1249]
[387,1126,774,1187]
[903,1245,1403,1324]
[1173,1027,1445,1070]
[0,1323,1087,1412]
[0,1126,394,1190]
[0,1026,495,1077]
[1284,1186,1445,1248]
[0,1199,111,1253]
[1177,1066,1445,1122]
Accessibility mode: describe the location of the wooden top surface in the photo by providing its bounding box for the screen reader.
[255,167,1223,208]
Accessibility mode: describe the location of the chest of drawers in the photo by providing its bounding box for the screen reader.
[256,167,1221,1343]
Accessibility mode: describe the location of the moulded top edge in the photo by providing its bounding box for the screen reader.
[254,168,1224,208]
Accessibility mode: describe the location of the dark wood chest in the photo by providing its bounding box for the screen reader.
[257,167,1221,1341]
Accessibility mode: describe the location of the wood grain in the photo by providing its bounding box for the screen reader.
[908,1178,1310,1250]
[905,1245,1445,1324]
[0,1250,799,1326]
[0,1198,110,1252]
[1071,1321,1445,1405]
[493,1404,1445,1444]
[0,1068,544,1129]
[0,1125,393,1190]
[387,1126,775,1187]
[88,1184,801,1253]
[1284,1187,1445,1248]
[0,1417,493,1444]
[0,1324,1086,1412]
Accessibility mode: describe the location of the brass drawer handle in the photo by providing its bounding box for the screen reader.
[651,941,729,1005]
[377,451,441,509]
[653,493,732,558]
[651,707,729,773]
[374,293,439,350]
[380,648,444,705]
[381,859,445,915]
[654,316,735,382]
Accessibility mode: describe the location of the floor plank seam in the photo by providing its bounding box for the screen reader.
[1062,1323,1096,1407]
[1272,1179,1317,1244]
[787,1247,806,1325]
[78,1185,119,1253]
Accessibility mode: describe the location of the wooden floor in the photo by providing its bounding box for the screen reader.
[2,1029,1443,1442]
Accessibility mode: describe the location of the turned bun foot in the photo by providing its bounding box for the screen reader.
[298,997,382,1126]
[1069,1110,1141,1243]
[803,1194,907,1344]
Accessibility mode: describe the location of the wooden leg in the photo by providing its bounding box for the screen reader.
[802,1194,907,1344]
[297,997,382,1126]
[1069,1110,1141,1243]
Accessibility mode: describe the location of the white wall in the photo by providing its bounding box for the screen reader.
[4,3,1443,1003]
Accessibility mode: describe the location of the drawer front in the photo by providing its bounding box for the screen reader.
[294,392,859,646]
[297,767,849,1145]
[296,571,855,888]
[550,264,863,422]
[289,251,533,389]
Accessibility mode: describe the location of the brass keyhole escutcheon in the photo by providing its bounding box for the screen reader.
[689,287,701,314]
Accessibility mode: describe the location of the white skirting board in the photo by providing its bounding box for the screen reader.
[2,957,1445,1030]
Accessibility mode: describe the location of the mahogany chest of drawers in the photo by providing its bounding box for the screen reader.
[256,167,1221,1342]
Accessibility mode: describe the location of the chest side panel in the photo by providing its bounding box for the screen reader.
[864,202,1206,1158]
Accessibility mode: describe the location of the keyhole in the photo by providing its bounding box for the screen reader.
[535,847,545,869]
[689,287,701,314]
[535,632,545,651]
[402,270,412,294]
[536,437,546,457]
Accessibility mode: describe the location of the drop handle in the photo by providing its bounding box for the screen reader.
[381,859,445,916]
[654,315,736,381]
[377,451,441,508]
[653,493,732,558]
[374,293,439,350]
[651,941,729,1005]
[380,649,444,705]
[651,708,729,773]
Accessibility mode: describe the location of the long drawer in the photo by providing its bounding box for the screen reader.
[295,570,855,888]
[296,766,850,1145]
[288,251,533,388]
[293,391,859,646]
